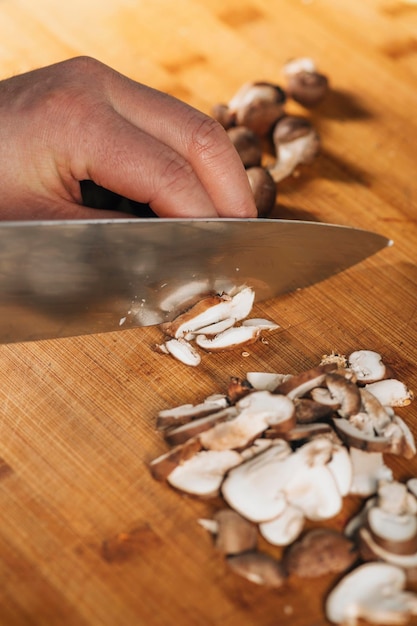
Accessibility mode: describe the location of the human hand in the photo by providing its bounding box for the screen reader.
[0,56,257,220]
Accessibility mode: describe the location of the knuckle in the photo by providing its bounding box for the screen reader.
[158,152,195,194]
[189,115,230,160]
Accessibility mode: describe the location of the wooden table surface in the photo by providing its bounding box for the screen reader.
[1,1,417,624]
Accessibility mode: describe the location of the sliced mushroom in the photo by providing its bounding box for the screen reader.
[161,294,232,339]
[246,371,291,392]
[157,279,211,313]
[383,415,416,459]
[200,391,295,451]
[274,363,335,399]
[348,350,388,384]
[273,421,333,441]
[212,509,258,555]
[229,286,256,321]
[366,506,417,556]
[284,463,343,522]
[332,417,391,453]
[325,372,362,418]
[149,438,203,481]
[226,551,287,588]
[310,386,342,409]
[156,398,228,430]
[240,437,289,461]
[191,317,236,336]
[167,448,243,497]
[294,397,335,423]
[277,438,345,522]
[221,444,294,522]
[241,318,279,331]
[359,387,392,434]
[227,376,253,404]
[259,504,305,546]
[285,528,358,578]
[359,527,417,584]
[364,379,414,407]
[164,406,238,446]
[327,443,353,497]
[378,481,417,516]
[349,447,393,497]
[163,338,201,367]
[325,562,417,625]
[345,497,377,540]
[196,325,261,352]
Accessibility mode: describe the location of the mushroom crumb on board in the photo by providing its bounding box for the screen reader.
[149,347,417,625]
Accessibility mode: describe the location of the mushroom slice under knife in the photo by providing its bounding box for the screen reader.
[195,325,261,352]
[160,293,233,339]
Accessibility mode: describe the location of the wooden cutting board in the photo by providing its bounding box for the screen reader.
[1,0,417,624]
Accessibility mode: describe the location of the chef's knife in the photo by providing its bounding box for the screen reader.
[0,218,391,343]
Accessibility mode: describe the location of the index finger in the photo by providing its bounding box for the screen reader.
[105,67,258,218]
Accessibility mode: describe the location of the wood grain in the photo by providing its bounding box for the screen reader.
[1,0,417,624]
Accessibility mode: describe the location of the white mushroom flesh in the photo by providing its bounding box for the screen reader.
[164,338,201,367]
[196,325,260,351]
[348,349,387,383]
[365,379,414,407]
[246,371,291,391]
[149,344,417,623]
[349,448,393,497]
[167,449,242,497]
[259,505,305,546]
[325,562,417,625]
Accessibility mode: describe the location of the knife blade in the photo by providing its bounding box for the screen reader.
[0,218,391,343]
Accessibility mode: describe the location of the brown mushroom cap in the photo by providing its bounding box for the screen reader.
[211,103,235,129]
[285,528,358,578]
[228,82,287,136]
[272,115,315,144]
[246,166,277,217]
[227,126,262,168]
[213,509,258,555]
[226,551,287,588]
[286,70,329,107]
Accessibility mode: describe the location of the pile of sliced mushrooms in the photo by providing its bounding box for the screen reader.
[211,57,329,216]
[150,287,417,625]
